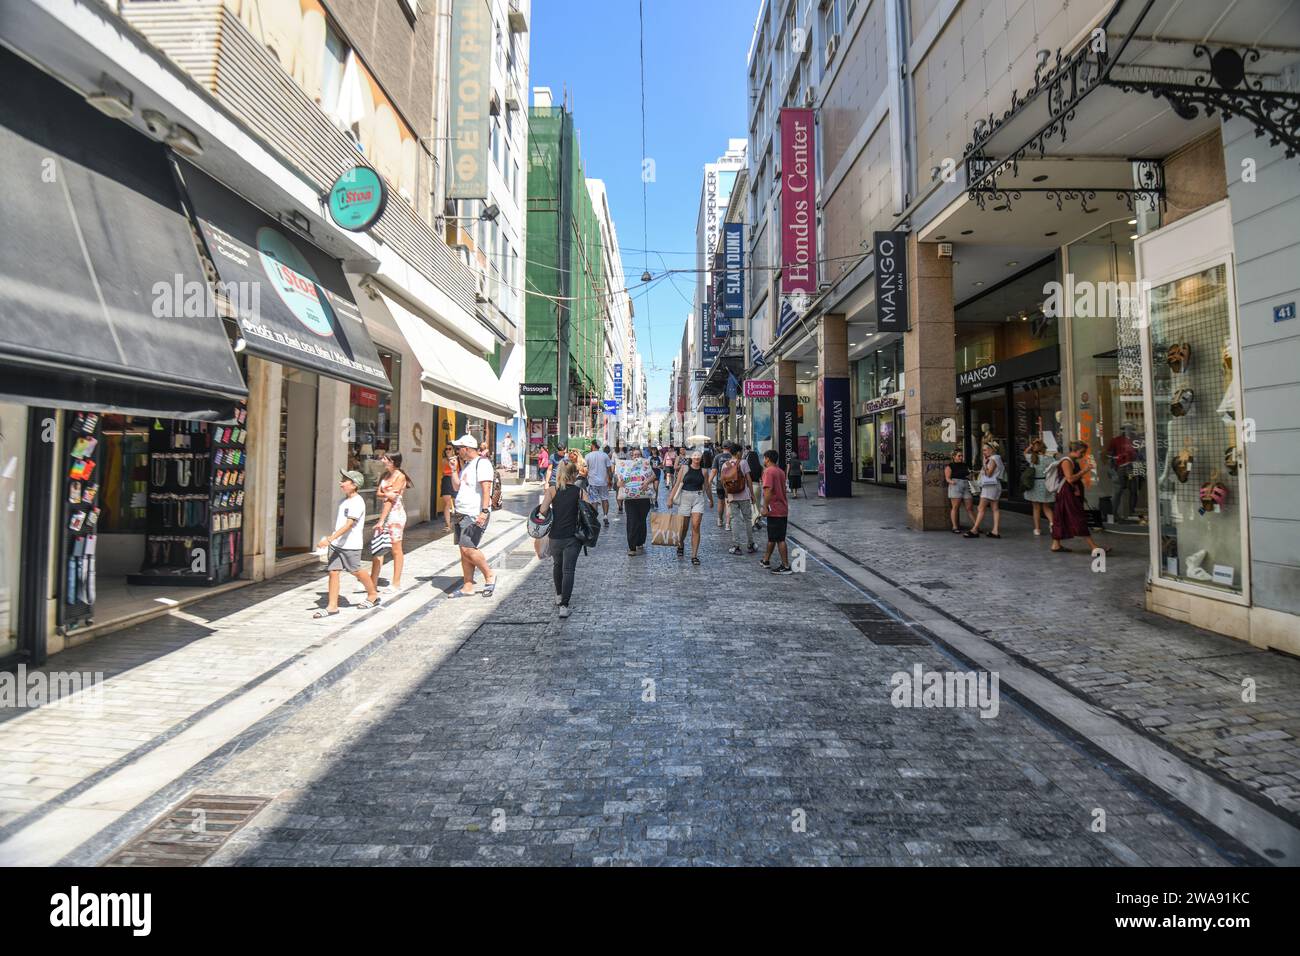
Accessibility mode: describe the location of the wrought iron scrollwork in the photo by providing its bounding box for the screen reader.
[1107,46,1299,159]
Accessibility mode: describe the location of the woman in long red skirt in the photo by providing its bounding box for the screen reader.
[1052,441,1111,555]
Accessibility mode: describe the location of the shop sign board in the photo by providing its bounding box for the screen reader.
[818,377,851,498]
[780,108,817,296]
[956,347,1059,394]
[326,166,388,231]
[520,382,554,396]
[859,391,903,416]
[874,231,908,332]
[703,405,729,416]
[743,379,776,398]
[448,0,492,199]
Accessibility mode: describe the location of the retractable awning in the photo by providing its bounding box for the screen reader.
[0,47,246,420]
[175,161,391,393]
[380,292,516,425]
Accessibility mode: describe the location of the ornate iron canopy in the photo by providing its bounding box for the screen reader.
[1107,45,1300,160]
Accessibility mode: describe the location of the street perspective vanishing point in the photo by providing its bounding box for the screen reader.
[0,0,1298,935]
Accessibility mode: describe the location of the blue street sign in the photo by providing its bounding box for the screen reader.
[603,399,619,415]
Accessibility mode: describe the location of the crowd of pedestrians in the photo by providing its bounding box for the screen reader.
[943,437,1112,557]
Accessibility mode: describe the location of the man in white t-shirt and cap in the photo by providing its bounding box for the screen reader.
[313,469,381,619]
[584,439,614,528]
[448,434,498,598]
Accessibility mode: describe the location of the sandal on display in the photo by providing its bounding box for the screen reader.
[1170,388,1195,417]
[1185,549,1214,581]
[1224,446,1239,476]
[1166,342,1191,373]
[1173,447,1194,483]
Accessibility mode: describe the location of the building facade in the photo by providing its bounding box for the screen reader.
[740,0,1300,651]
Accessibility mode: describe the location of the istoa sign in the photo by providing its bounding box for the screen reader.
[327,166,388,232]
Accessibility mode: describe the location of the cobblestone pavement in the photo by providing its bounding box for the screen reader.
[152,484,1238,867]
[787,485,1300,819]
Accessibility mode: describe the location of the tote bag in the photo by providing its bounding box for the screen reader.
[649,511,688,547]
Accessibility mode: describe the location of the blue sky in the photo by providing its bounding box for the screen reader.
[530,0,756,410]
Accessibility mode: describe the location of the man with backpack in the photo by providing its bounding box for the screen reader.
[711,443,733,530]
[721,442,756,555]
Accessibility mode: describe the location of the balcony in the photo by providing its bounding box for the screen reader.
[119,0,481,323]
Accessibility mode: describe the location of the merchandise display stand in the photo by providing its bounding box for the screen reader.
[127,404,246,586]
[59,411,103,632]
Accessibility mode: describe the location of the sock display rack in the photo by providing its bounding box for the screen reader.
[127,404,247,587]
[59,411,103,631]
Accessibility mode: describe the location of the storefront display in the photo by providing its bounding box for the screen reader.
[1146,263,1243,594]
[59,412,103,631]
[850,340,906,486]
[0,404,26,659]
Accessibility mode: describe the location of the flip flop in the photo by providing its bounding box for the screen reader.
[358,598,382,609]
[312,609,339,619]
[481,582,497,597]
[448,589,475,599]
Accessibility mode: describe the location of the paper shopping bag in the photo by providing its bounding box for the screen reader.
[649,511,687,547]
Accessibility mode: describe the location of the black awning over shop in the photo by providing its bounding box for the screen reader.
[176,162,391,393]
[0,47,247,420]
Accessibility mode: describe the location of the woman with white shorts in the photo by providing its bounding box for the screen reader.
[665,449,713,565]
[965,442,1005,539]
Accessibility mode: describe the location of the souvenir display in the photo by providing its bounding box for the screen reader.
[59,412,102,630]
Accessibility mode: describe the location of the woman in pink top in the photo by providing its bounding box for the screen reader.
[371,452,410,592]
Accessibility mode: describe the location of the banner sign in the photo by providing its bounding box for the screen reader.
[703,405,729,416]
[743,379,776,398]
[692,369,708,381]
[327,166,388,231]
[613,363,623,400]
[701,301,720,367]
[723,223,744,320]
[955,346,1059,394]
[780,108,817,296]
[448,0,491,199]
[520,382,554,396]
[874,231,909,332]
[818,377,851,498]
[712,253,730,337]
[603,399,618,415]
[777,393,798,474]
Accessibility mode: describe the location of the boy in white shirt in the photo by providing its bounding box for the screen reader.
[314,470,381,618]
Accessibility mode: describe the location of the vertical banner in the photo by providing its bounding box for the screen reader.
[780,108,817,297]
[702,301,719,367]
[874,231,909,332]
[818,377,851,497]
[777,392,798,474]
[723,223,744,323]
[712,253,729,338]
[448,0,491,199]
[613,363,623,402]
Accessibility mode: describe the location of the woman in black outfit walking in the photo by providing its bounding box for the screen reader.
[537,460,589,619]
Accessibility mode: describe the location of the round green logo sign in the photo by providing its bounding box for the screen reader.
[327,166,388,231]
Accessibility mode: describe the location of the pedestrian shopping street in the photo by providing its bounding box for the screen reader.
[2,482,1296,867]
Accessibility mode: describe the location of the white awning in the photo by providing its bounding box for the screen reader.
[381,292,516,424]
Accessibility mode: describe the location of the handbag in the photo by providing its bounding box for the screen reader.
[649,510,688,547]
[370,525,392,557]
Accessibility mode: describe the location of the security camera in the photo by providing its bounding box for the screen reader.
[141,109,170,141]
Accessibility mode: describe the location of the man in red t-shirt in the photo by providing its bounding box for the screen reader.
[760,450,793,574]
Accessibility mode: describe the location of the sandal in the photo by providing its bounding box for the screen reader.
[481,581,497,597]
[358,597,382,609]
[1051,546,1072,553]
[1173,448,1194,483]
[963,531,979,538]
[987,533,1002,539]
[1171,388,1195,417]
[1166,342,1191,374]
[691,556,701,566]
[312,609,339,619]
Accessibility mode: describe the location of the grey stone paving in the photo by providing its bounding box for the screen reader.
[182,485,1233,867]
[788,486,1300,817]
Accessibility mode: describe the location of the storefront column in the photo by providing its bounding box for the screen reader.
[777,359,798,473]
[903,237,956,531]
[244,358,280,583]
[315,378,351,537]
[817,313,851,496]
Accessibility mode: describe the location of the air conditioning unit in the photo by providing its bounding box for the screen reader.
[826,33,840,65]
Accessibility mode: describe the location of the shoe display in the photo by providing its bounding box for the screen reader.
[1185,549,1213,581]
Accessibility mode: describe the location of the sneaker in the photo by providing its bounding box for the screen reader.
[728,546,743,555]
[760,559,771,568]
[603,518,610,529]
[771,565,794,575]
[558,606,571,619]
[746,545,757,554]
[555,594,563,606]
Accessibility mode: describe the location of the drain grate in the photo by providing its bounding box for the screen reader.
[850,619,929,646]
[836,602,896,622]
[918,580,952,590]
[103,794,269,867]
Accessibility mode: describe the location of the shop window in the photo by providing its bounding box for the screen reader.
[0,403,26,658]
[956,258,1060,372]
[348,349,402,514]
[1147,264,1243,594]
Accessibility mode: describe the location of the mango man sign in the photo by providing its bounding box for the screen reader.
[327,166,388,231]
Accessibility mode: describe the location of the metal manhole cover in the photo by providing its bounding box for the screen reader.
[104,794,269,867]
[850,620,929,646]
[918,581,952,590]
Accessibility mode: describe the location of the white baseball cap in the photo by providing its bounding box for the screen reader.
[452,434,479,448]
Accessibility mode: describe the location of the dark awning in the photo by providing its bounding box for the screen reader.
[176,161,391,393]
[0,47,247,420]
